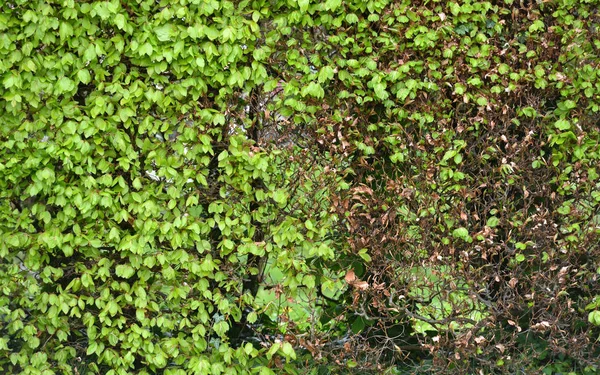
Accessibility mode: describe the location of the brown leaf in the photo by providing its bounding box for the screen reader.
[345,269,356,284]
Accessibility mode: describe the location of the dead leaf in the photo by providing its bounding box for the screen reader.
[345,269,356,284]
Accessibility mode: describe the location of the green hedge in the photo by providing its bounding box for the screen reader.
[2,0,600,374]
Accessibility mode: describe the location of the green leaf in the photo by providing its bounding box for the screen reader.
[272,189,287,205]
[454,83,466,95]
[155,24,176,42]
[442,149,457,162]
[213,320,229,337]
[301,82,324,99]
[266,342,280,360]
[589,310,600,326]
[114,13,126,30]
[56,77,75,94]
[325,0,342,11]
[281,342,296,359]
[345,13,359,24]
[259,367,276,375]
[222,27,234,42]
[59,22,73,40]
[351,317,365,333]
[115,264,135,278]
[358,248,371,262]
[529,19,544,33]
[298,0,309,12]
[554,119,571,131]
[204,26,219,41]
[318,66,335,83]
[77,69,92,84]
[516,242,527,250]
[452,227,469,239]
[119,107,136,122]
[486,216,499,228]
[62,122,77,135]
[247,311,258,324]
[374,83,389,100]
[305,220,315,231]
[2,73,18,89]
[87,342,98,355]
[139,42,153,56]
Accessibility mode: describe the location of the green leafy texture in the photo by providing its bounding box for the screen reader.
[0,1,338,374]
[2,0,600,374]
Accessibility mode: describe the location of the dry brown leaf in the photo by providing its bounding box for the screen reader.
[345,269,356,284]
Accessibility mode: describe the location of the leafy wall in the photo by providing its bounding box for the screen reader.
[1,0,600,374]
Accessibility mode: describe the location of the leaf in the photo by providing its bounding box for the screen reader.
[301,82,324,99]
[77,69,92,84]
[59,22,73,40]
[298,0,309,12]
[452,227,469,239]
[204,26,219,41]
[2,73,17,89]
[259,367,276,375]
[119,107,136,122]
[221,27,234,42]
[516,242,527,250]
[115,264,135,278]
[325,0,342,11]
[266,342,280,360]
[62,122,77,135]
[374,83,389,100]
[554,119,571,131]
[87,342,98,355]
[247,311,258,324]
[318,66,334,83]
[589,310,600,326]
[155,24,176,42]
[358,248,371,262]
[305,219,315,231]
[281,342,296,359]
[114,13,126,30]
[529,19,545,33]
[345,13,359,23]
[139,42,153,56]
[107,301,119,316]
[454,83,466,95]
[442,149,457,162]
[213,321,229,337]
[397,88,410,100]
[345,269,356,284]
[351,317,366,333]
[272,189,287,205]
[56,77,75,94]
[486,216,499,228]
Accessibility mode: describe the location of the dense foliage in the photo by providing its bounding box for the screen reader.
[1,0,600,374]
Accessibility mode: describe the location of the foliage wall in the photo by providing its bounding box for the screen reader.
[1,0,600,374]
